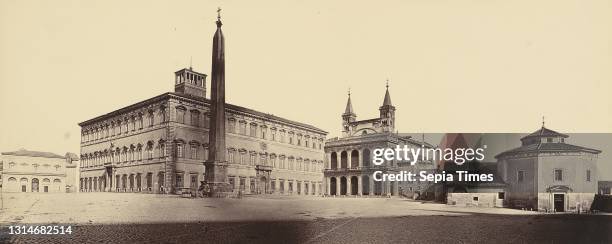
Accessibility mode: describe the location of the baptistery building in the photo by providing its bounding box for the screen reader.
[496,125,601,212]
[78,16,327,195]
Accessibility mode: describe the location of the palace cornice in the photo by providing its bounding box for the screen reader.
[79,93,172,127]
[79,92,327,136]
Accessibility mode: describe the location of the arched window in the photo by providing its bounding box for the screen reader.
[330,152,338,169]
[362,149,371,167]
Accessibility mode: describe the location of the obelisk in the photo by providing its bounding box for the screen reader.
[204,8,229,195]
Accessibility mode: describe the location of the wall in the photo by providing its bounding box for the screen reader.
[447,193,502,207]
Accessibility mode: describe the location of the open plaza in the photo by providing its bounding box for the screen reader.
[1,193,611,243]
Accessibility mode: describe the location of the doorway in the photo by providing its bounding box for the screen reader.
[259,176,267,194]
[554,194,565,212]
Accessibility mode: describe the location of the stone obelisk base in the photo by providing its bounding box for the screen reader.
[204,160,231,197]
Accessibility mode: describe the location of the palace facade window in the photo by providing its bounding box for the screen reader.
[203,147,209,161]
[176,174,183,188]
[176,143,184,158]
[131,117,136,131]
[137,146,143,161]
[586,170,591,182]
[160,108,167,122]
[190,144,198,159]
[240,151,246,165]
[554,169,563,181]
[249,124,257,137]
[203,113,210,128]
[228,150,235,163]
[159,143,166,158]
[148,111,155,127]
[240,121,247,135]
[176,107,186,124]
[138,115,143,129]
[228,119,236,133]
[249,153,256,165]
[191,110,200,127]
[517,170,525,182]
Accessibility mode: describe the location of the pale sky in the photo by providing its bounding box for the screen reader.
[1,0,611,164]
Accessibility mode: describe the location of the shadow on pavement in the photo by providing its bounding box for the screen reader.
[1,213,611,243]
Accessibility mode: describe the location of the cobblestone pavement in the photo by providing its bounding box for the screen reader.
[0,193,610,243]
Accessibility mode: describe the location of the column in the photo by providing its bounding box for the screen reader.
[357,176,363,196]
[335,177,341,196]
[392,182,398,196]
[138,173,143,192]
[245,178,251,194]
[275,178,279,194]
[336,153,340,169]
[347,152,352,169]
[369,177,374,196]
[347,176,352,196]
[358,149,363,168]
[326,177,331,195]
[385,181,391,196]
[153,173,158,193]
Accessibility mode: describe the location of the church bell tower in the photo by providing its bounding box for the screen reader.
[342,90,357,137]
[379,82,395,132]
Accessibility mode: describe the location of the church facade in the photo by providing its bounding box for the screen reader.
[78,16,327,195]
[324,87,434,196]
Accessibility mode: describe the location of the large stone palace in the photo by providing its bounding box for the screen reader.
[324,86,434,196]
[78,16,327,195]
